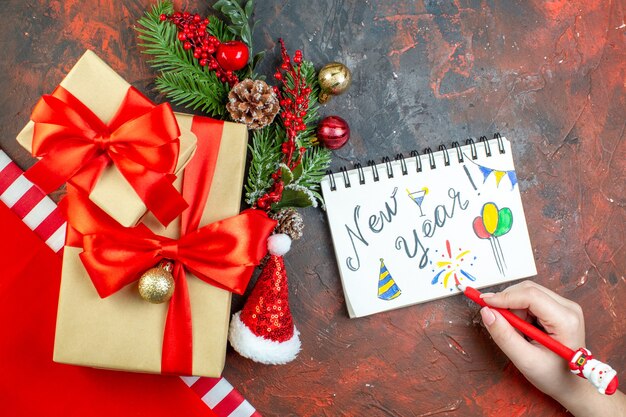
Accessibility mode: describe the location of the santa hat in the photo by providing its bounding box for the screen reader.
[229,233,301,364]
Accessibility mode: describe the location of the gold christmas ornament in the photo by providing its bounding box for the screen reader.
[138,260,175,304]
[318,62,352,103]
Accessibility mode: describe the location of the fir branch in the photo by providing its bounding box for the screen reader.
[245,125,282,205]
[299,61,321,139]
[284,60,321,148]
[155,71,229,116]
[207,15,237,42]
[291,145,331,209]
[136,1,202,76]
[136,0,230,116]
[295,146,332,191]
[294,61,320,101]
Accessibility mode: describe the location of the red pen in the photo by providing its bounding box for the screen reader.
[458,283,619,395]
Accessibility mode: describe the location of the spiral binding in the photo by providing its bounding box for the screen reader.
[339,166,351,188]
[354,163,365,185]
[451,141,464,163]
[326,133,505,190]
[382,156,393,178]
[409,150,423,172]
[367,159,380,182]
[396,154,408,175]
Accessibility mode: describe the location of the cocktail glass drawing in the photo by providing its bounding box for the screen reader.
[407,187,428,217]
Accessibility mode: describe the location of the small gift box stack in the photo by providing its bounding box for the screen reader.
[16,50,275,377]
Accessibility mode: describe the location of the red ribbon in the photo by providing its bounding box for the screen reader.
[79,210,275,298]
[65,116,276,375]
[25,86,188,226]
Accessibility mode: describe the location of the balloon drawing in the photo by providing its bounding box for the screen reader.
[431,240,477,290]
[473,202,513,274]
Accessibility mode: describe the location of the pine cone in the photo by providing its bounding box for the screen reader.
[227,79,280,130]
[271,209,304,241]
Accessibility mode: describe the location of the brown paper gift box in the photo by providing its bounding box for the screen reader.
[52,117,249,377]
[16,50,197,228]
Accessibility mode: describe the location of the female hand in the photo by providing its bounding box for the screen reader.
[479,280,625,416]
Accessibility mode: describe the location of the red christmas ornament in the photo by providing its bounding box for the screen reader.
[316,115,350,150]
[216,41,250,71]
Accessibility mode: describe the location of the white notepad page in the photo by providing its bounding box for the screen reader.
[321,137,537,318]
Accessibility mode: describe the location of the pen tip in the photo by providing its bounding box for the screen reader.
[456,282,467,292]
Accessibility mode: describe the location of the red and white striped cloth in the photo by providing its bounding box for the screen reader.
[0,149,261,417]
[182,377,262,417]
[0,150,66,252]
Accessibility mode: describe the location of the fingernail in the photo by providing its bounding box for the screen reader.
[481,307,496,326]
[480,292,496,298]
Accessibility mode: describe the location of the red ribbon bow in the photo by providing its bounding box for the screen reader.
[80,209,275,298]
[25,85,188,226]
[66,182,276,374]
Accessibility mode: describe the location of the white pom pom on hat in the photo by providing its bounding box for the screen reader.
[267,233,291,256]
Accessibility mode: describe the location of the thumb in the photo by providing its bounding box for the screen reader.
[481,307,539,371]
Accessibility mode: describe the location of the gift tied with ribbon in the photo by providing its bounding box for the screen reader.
[25,85,188,226]
[63,116,276,375]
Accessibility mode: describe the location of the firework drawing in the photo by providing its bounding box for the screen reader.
[431,240,478,290]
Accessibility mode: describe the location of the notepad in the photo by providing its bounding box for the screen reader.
[320,136,536,318]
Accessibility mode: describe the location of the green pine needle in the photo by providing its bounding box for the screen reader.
[135,0,230,116]
[281,61,322,148]
[296,146,332,192]
[289,61,330,208]
[245,125,282,205]
[155,71,229,116]
[207,15,237,42]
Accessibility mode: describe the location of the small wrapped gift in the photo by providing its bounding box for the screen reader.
[53,116,276,376]
[17,50,197,227]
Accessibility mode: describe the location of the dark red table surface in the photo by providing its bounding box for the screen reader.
[1,1,624,416]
